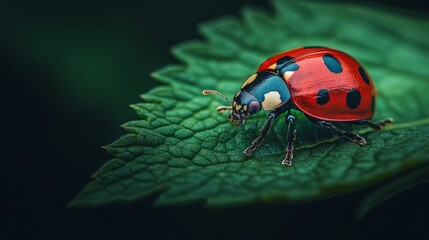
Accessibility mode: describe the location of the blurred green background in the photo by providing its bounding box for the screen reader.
[2,0,429,239]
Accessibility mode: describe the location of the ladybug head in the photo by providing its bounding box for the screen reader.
[228,91,261,126]
[202,90,261,127]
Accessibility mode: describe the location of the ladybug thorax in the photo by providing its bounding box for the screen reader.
[240,71,291,111]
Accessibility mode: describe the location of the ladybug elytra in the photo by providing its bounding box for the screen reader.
[203,46,393,166]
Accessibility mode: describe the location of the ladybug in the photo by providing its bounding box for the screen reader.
[203,46,393,166]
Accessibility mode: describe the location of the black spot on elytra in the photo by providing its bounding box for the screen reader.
[347,88,361,109]
[322,54,343,73]
[275,56,299,78]
[276,56,292,65]
[358,66,370,85]
[371,95,376,112]
[276,56,299,74]
[316,89,330,105]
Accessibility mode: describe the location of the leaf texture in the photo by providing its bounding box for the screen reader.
[70,0,429,207]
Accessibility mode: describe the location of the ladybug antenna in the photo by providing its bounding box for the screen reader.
[202,90,232,104]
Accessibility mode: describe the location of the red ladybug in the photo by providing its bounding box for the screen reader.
[203,46,393,166]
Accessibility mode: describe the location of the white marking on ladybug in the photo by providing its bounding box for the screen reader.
[241,74,257,88]
[283,71,294,81]
[268,63,277,70]
[262,91,282,110]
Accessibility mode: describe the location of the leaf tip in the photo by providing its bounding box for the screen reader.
[129,104,143,112]
[149,71,157,78]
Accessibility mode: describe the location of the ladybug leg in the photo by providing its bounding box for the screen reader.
[282,114,296,166]
[317,121,367,146]
[355,118,394,131]
[243,112,278,157]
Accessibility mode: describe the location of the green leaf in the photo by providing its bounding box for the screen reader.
[70,0,429,207]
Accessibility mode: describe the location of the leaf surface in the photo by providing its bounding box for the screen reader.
[70,0,429,207]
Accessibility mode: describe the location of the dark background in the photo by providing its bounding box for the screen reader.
[2,0,429,239]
